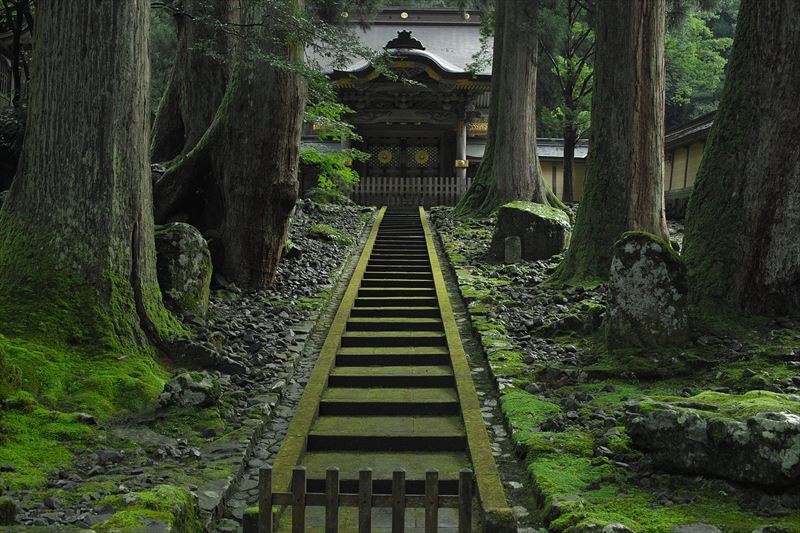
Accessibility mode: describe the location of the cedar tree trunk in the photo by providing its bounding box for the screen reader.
[683,0,800,314]
[456,0,558,216]
[151,0,232,162]
[556,0,668,283]
[218,0,306,287]
[0,1,170,347]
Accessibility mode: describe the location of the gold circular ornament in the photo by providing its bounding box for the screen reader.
[414,149,430,165]
[378,149,393,165]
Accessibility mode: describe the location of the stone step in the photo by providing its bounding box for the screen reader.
[307,416,466,452]
[319,388,459,416]
[360,278,434,289]
[346,317,443,332]
[365,264,432,273]
[336,346,450,366]
[328,365,454,388]
[358,287,436,298]
[301,451,468,495]
[349,306,440,318]
[354,296,438,307]
[340,331,447,347]
[362,271,433,280]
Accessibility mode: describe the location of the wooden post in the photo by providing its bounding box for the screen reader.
[292,466,306,533]
[456,120,468,196]
[258,467,273,533]
[458,469,473,533]
[358,469,372,533]
[325,467,339,533]
[425,470,439,533]
[392,469,406,533]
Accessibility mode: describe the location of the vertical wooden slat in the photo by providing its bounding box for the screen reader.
[358,468,372,533]
[258,467,273,533]
[325,467,339,533]
[292,466,306,533]
[458,470,473,533]
[425,470,439,533]
[392,469,406,533]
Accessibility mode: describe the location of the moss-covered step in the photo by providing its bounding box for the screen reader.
[340,330,447,347]
[306,415,466,452]
[357,287,436,298]
[302,451,469,494]
[362,271,434,280]
[328,365,454,387]
[349,306,441,318]
[335,346,451,366]
[360,278,435,288]
[346,317,443,331]
[319,387,459,415]
[355,295,438,307]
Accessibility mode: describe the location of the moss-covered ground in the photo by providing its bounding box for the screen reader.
[431,208,800,532]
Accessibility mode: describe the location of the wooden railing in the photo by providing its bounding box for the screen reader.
[245,466,474,533]
[351,176,473,207]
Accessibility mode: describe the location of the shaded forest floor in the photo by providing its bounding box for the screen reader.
[0,203,374,531]
[430,207,800,533]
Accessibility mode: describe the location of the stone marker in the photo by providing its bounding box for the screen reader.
[489,201,571,261]
[504,236,522,264]
[155,222,213,317]
[606,232,688,349]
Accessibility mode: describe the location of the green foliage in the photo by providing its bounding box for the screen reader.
[665,9,734,127]
[300,146,367,201]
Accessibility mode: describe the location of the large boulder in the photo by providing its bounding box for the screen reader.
[158,371,221,408]
[489,201,571,261]
[606,232,688,349]
[625,391,800,487]
[155,223,212,318]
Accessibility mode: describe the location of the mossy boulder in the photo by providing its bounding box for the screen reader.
[489,201,571,261]
[625,391,800,487]
[155,223,212,318]
[94,484,201,532]
[158,371,221,409]
[606,232,688,350]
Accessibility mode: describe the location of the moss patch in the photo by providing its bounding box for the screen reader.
[95,485,201,532]
[308,224,354,247]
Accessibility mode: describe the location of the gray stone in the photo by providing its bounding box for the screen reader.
[504,235,522,264]
[489,201,571,261]
[606,232,688,349]
[671,525,723,533]
[625,395,800,487]
[155,222,212,317]
[158,371,221,408]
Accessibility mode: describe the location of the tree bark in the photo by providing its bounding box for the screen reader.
[456,0,558,216]
[151,0,232,162]
[0,1,171,347]
[219,0,306,287]
[556,0,668,283]
[683,0,800,315]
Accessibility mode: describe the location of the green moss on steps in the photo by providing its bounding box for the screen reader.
[647,389,800,419]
